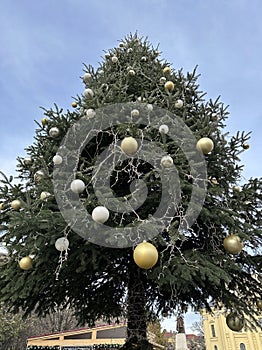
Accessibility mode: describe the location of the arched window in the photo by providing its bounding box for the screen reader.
[211,324,216,337]
[214,346,218,350]
[240,343,246,350]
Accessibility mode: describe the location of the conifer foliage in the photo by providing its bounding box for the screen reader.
[0,34,261,349]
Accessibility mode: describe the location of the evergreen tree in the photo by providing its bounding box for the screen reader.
[0,34,261,350]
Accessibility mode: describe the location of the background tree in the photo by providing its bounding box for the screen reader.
[0,34,261,350]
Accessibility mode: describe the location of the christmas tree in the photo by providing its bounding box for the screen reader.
[0,34,261,350]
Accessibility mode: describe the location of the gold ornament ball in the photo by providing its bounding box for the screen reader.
[196,137,214,154]
[71,101,77,108]
[226,312,245,332]
[223,234,243,255]
[0,203,4,210]
[243,143,250,150]
[233,185,241,192]
[19,256,33,270]
[121,137,138,155]
[11,199,22,211]
[164,81,175,92]
[211,177,218,185]
[256,300,262,309]
[133,241,158,269]
[40,191,51,200]
[163,66,171,75]
[41,118,48,125]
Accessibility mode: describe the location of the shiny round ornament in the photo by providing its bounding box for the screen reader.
[223,234,243,255]
[84,88,94,98]
[104,53,110,59]
[164,81,175,91]
[163,67,171,74]
[53,154,63,165]
[128,69,136,76]
[41,117,48,125]
[97,69,104,75]
[0,244,10,266]
[23,157,32,166]
[161,155,173,168]
[119,42,125,48]
[49,127,60,138]
[92,206,109,224]
[70,179,85,194]
[211,177,218,185]
[243,143,250,150]
[133,241,158,269]
[147,104,153,111]
[0,203,4,210]
[175,99,184,108]
[196,137,214,154]
[141,56,147,62]
[159,124,169,134]
[131,109,139,117]
[159,77,167,84]
[34,170,45,183]
[11,199,22,210]
[83,73,92,83]
[121,137,138,155]
[86,109,96,118]
[111,56,118,63]
[256,300,262,309]
[19,256,33,270]
[55,237,69,252]
[40,191,51,200]
[233,185,241,192]
[137,96,145,102]
[226,312,245,332]
[127,48,133,53]
[71,101,77,108]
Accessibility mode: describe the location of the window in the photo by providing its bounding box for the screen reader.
[211,324,216,337]
[259,318,262,330]
[240,343,246,350]
[214,346,218,350]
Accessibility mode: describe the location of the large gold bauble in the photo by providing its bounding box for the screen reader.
[121,137,138,155]
[11,199,22,211]
[223,234,243,255]
[226,312,245,332]
[256,300,262,309]
[164,81,175,91]
[243,143,250,150]
[19,256,33,270]
[41,118,48,125]
[196,137,214,154]
[133,241,158,269]
[71,101,77,108]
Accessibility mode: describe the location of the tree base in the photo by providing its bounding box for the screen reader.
[120,339,153,350]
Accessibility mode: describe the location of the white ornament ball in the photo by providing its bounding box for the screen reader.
[97,69,104,75]
[49,127,60,138]
[141,56,147,62]
[34,170,45,182]
[121,137,138,155]
[40,191,51,200]
[86,109,96,118]
[131,109,139,117]
[24,157,32,166]
[175,99,184,108]
[147,104,153,111]
[159,125,169,134]
[128,69,136,76]
[196,137,214,154]
[53,154,63,165]
[104,53,110,59]
[92,206,110,224]
[161,155,173,168]
[119,42,125,47]
[55,237,69,252]
[111,56,118,63]
[127,48,133,53]
[137,96,145,102]
[84,88,94,98]
[160,77,167,84]
[70,179,85,194]
[83,73,92,83]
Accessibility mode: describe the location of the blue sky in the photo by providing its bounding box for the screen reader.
[0,0,261,333]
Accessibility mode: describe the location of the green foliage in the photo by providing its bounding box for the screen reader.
[0,33,261,347]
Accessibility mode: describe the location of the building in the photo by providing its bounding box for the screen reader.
[202,308,262,350]
[27,323,164,349]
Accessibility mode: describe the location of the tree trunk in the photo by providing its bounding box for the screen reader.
[121,263,153,350]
